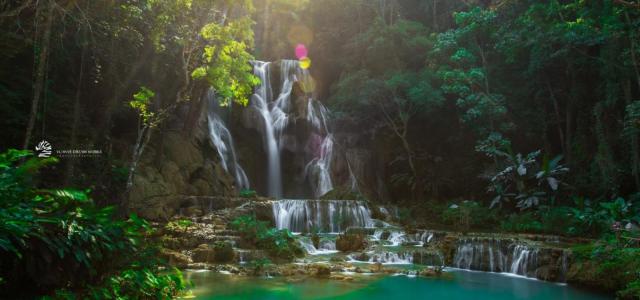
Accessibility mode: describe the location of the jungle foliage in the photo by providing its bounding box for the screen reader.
[231,215,304,261]
[0,149,185,298]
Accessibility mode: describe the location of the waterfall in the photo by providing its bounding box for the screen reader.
[251,61,282,198]
[559,249,570,282]
[510,245,538,275]
[451,238,560,279]
[250,60,335,198]
[304,98,335,198]
[453,238,512,273]
[272,199,373,233]
[206,89,249,190]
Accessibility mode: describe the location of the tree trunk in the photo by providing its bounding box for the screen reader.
[400,127,419,200]
[624,80,640,190]
[432,0,438,31]
[64,45,87,185]
[126,124,153,190]
[121,121,153,215]
[23,0,54,149]
[546,79,566,157]
[624,12,640,190]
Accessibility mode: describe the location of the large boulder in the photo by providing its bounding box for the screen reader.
[192,244,217,263]
[336,233,367,252]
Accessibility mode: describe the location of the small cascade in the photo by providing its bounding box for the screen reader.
[372,229,384,241]
[206,89,249,190]
[385,231,406,246]
[559,249,570,282]
[451,238,565,280]
[370,229,436,247]
[236,250,249,264]
[272,199,374,233]
[298,238,317,254]
[348,252,413,264]
[368,252,413,264]
[297,237,338,255]
[453,238,510,273]
[510,245,538,275]
[304,133,334,198]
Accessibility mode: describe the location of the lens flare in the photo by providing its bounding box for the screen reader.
[299,57,311,69]
[295,44,308,59]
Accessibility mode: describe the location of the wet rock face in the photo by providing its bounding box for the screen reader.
[160,249,191,268]
[128,126,236,221]
[192,244,217,263]
[212,242,236,263]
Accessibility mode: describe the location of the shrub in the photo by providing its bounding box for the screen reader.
[442,200,497,231]
[248,258,271,276]
[230,215,303,261]
[500,212,543,233]
[51,267,187,299]
[0,150,185,298]
[239,189,257,198]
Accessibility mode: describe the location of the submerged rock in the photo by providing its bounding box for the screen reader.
[312,264,331,277]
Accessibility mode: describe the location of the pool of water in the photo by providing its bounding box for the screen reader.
[183,269,611,300]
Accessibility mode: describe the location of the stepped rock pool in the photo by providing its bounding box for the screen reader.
[183,269,610,300]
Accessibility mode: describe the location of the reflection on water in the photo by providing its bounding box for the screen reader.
[184,269,611,300]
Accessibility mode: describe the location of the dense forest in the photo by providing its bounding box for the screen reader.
[1,0,639,299]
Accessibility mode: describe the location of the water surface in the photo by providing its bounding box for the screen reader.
[184,269,611,300]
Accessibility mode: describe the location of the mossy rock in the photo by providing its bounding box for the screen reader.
[336,233,367,252]
[160,249,191,268]
[213,242,235,263]
[192,244,217,263]
[312,264,331,277]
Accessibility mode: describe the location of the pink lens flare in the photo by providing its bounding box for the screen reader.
[295,44,308,59]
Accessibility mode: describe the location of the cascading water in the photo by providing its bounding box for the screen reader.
[304,96,335,197]
[348,252,414,264]
[297,237,338,255]
[510,245,538,275]
[249,60,335,198]
[304,132,334,198]
[206,89,249,189]
[272,199,374,233]
[453,239,506,272]
[251,61,282,198]
[451,238,563,280]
